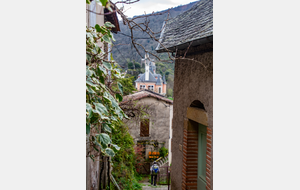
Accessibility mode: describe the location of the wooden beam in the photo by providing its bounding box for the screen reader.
[186,107,208,126]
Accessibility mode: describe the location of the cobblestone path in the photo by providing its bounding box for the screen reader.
[142,182,169,190]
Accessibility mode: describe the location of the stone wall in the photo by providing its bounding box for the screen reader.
[171,43,213,190]
[126,97,172,159]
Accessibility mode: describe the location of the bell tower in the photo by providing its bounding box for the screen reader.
[141,53,150,81]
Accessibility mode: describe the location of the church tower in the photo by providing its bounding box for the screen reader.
[135,53,167,95]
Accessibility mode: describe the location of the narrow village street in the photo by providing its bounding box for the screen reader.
[86,0,213,189]
[139,176,170,190]
[142,183,169,190]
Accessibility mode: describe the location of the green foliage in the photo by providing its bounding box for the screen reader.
[167,88,173,98]
[126,61,143,82]
[112,74,136,96]
[111,2,198,66]
[117,82,123,95]
[91,0,109,8]
[105,22,115,28]
[105,148,115,157]
[128,61,141,70]
[100,0,108,6]
[159,147,168,158]
[134,62,141,69]
[111,124,143,190]
[110,4,198,99]
[86,22,128,158]
[158,178,171,185]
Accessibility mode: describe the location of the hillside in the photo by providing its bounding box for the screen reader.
[111,1,199,97]
[112,1,198,67]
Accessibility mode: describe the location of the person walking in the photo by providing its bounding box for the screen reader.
[150,161,160,186]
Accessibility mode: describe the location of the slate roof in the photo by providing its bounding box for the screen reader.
[120,90,173,105]
[149,61,156,74]
[135,72,162,83]
[156,76,162,85]
[156,0,213,53]
[135,72,156,83]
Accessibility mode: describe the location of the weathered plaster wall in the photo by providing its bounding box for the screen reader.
[171,44,213,190]
[126,97,172,158]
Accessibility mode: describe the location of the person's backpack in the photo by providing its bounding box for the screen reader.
[153,165,159,174]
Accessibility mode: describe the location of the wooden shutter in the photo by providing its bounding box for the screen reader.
[140,119,149,137]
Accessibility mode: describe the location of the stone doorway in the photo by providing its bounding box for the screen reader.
[182,102,208,190]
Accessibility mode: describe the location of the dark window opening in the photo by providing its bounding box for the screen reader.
[190,100,205,110]
[140,85,145,90]
[140,119,150,137]
[148,85,154,91]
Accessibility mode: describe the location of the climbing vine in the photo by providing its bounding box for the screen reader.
[86,18,128,160]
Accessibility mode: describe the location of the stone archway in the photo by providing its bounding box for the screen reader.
[182,100,209,190]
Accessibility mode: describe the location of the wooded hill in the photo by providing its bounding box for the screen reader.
[111,1,198,97]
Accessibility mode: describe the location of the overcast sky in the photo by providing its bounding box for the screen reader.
[111,0,198,18]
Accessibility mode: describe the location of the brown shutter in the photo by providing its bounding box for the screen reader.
[140,119,149,137]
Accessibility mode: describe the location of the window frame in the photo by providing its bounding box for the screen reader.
[148,85,154,91]
[140,85,145,90]
[140,119,150,137]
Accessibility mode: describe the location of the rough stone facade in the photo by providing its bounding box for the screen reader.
[125,96,173,160]
[171,43,213,190]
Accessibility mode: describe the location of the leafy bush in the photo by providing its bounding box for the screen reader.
[159,147,168,158]
[167,88,173,98]
[168,97,173,101]
[111,124,142,190]
[112,74,136,96]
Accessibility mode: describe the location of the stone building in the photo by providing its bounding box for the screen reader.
[156,0,213,189]
[135,54,167,95]
[121,90,173,169]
